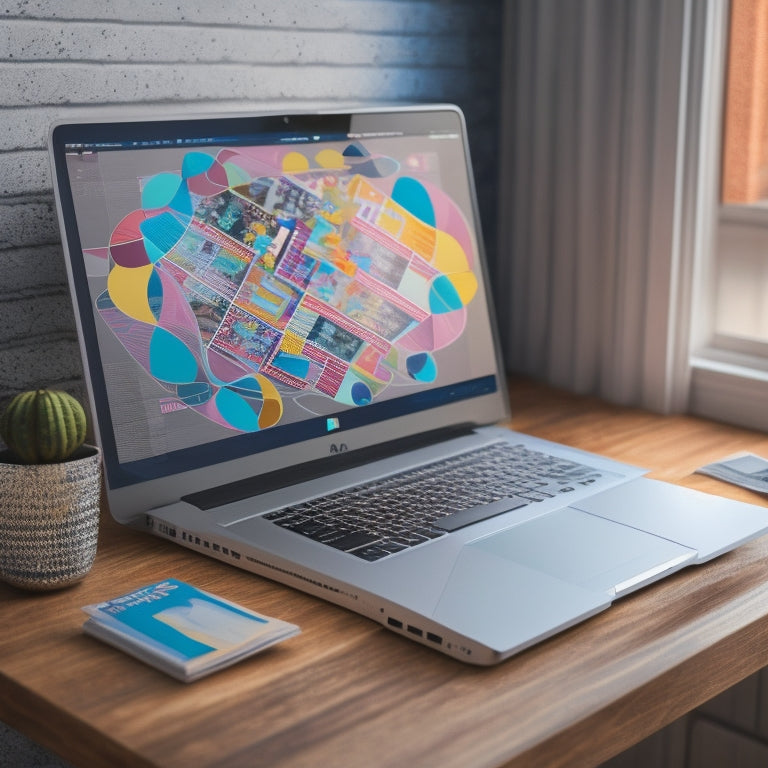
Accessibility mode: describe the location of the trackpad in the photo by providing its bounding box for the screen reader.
[469,507,696,595]
[573,478,768,562]
[432,545,610,654]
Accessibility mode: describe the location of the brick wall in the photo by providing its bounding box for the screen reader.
[0,0,502,404]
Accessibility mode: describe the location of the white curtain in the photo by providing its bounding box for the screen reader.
[495,0,708,412]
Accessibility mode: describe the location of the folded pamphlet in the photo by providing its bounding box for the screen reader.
[696,452,768,494]
[82,578,300,682]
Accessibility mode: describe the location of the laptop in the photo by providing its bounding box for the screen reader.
[49,104,768,665]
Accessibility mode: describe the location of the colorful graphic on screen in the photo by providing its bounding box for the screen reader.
[94,142,478,434]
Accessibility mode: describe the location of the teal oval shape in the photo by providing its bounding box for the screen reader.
[141,172,182,210]
[182,152,216,179]
[149,327,198,384]
[392,177,435,227]
[429,275,463,314]
[406,352,437,382]
[215,387,260,432]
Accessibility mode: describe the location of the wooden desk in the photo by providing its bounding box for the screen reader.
[4,378,768,768]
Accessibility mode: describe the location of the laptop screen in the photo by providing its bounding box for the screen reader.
[50,106,506,510]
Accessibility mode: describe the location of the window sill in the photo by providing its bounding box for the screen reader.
[689,350,768,433]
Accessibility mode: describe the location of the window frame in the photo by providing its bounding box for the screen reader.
[688,0,768,431]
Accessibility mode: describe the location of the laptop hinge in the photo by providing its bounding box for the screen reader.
[182,424,476,510]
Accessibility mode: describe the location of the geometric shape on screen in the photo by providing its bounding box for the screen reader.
[182,152,216,179]
[107,263,156,324]
[406,352,437,383]
[214,387,261,432]
[149,327,199,384]
[392,177,436,227]
[351,381,373,406]
[177,382,213,406]
[140,212,188,261]
[272,351,311,380]
[429,274,464,314]
[141,173,182,210]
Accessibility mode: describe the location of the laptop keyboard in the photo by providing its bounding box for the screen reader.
[263,442,605,562]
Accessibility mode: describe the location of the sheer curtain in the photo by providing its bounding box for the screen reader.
[494,0,707,412]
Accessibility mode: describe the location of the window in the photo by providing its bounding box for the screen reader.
[689,0,768,430]
[716,0,768,348]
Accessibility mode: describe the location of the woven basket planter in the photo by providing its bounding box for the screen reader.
[0,445,101,590]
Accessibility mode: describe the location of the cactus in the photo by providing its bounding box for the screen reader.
[0,389,87,464]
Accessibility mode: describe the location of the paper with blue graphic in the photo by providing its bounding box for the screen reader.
[82,579,299,681]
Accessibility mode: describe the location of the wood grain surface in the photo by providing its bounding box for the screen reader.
[3,377,768,768]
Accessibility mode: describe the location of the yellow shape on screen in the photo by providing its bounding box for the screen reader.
[256,374,284,428]
[107,263,157,324]
[282,152,311,172]
[447,271,478,305]
[433,229,471,273]
[315,149,346,169]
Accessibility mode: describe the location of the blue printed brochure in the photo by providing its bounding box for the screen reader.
[82,579,300,682]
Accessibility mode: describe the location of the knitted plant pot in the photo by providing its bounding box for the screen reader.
[0,445,101,590]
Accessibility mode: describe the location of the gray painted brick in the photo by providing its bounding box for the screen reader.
[0,62,476,107]
[0,336,83,402]
[0,244,67,295]
[0,197,60,248]
[3,0,486,34]
[0,292,76,341]
[3,18,471,67]
[0,150,50,196]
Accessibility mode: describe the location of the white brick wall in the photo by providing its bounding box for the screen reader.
[0,0,502,402]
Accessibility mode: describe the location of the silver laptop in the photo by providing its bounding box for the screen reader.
[49,105,768,665]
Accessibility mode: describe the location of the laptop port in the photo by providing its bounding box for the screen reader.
[387,617,403,629]
[407,624,423,637]
[426,632,443,645]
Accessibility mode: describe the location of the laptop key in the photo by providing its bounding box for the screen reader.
[289,520,334,537]
[352,545,392,562]
[433,497,529,532]
[323,530,381,552]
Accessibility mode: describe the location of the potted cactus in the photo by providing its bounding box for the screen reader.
[0,389,101,590]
